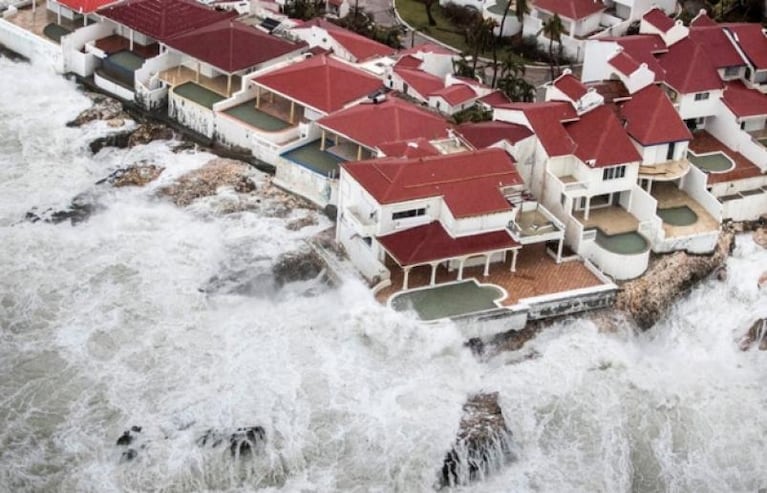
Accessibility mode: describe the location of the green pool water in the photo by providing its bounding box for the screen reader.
[688,151,734,173]
[391,280,504,321]
[595,230,649,255]
[658,205,698,226]
[223,102,291,131]
[174,82,225,109]
[281,140,344,176]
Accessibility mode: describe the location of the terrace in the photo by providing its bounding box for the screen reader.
[280,140,345,177]
[638,159,690,182]
[651,182,719,237]
[573,206,639,235]
[376,243,605,306]
[159,65,237,98]
[689,130,763,185]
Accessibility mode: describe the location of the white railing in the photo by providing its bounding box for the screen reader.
[588,240,650,280]
[345,206,376,237]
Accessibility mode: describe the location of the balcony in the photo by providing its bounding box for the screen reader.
[344,206,376,237]
[508,202,565,245]
[559,174,589,193]
[638,159,690,182]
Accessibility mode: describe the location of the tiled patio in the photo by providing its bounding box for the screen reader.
[652,182,720,237]
[375,243,605,306]
[573,206,639,235]
[689,131,763,185]
[159,66,238,97]
[5,2,70,38]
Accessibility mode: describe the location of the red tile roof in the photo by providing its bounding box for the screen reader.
[164,21,305,73]
[316,97,451,150]
[608,51,641,76]
[299,19,396,61]
[59,0,117,13]
[534,0,604,20]
[690,12,717,27]
[393,66,444,99]
[689,25,746,69]
[658,37,722,93]
[553,72,588,100]
[378,221,519,266]
[727,24,767,70]
[376,138,442,158]
[721,80,767,117]
[253,55,382,114]
[429,84,477,105]
[478,90,512,107]
[395,54,422,69]
[342,148,521,217]
[566,105,641,167]
[618,85,692,145]
[499,101,578,157]
[642,7,675,33]
[99,0,235,41]
[456,121,533,149]
[607,35,667,81]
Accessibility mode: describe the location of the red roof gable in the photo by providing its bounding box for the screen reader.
[430,84,477,105]
[393,66,444,99]
[300,19,396,61]
[378,221,519,266]
[642,8,675,33]
[253,55,382,114]
[342,148,521,218]
[99,0,235,41]
[566,105,641,167]
[499,101,578,157]
[164,21,305,73]
[658,37,722,93]
[478,90,512,107]
[59,0,116,13]
[689,25,746,69]
[690,12,717,27]
[727,24,767,70]
[534,0,604,20]
[553,73,588,101]
[608,51,641,76]
[609,35,667,81]
[618,85,692,145]
[316,97,451,150]
[395,54,422,69]
[376,138,441,158]
[722,80,767,117]
[456,121,533,149]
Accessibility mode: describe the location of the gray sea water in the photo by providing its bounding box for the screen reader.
[1,55,767,492]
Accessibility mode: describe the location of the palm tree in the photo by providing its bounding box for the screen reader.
[538,14,565,80]
[466,16,496,73]
[491,0,528,85]
[496,53,535,101]
[419,0,438,26]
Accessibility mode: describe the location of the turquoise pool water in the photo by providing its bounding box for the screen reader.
[688,151,734,173]
[595,230,649,255]
[390,280,504,321]
[658,206,698,226]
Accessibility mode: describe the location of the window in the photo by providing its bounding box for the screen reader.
[560,193,566,208]
[694,92,710,101]
[724,66,739,77]
[362,236,372,247]
[741,121,746,130]
[392,208,426,220]
[602,165,626,180]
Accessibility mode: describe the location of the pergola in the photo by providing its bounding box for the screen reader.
[377,222,521,290]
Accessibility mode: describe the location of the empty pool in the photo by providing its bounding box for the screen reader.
[688,151,735,173]
[390,280,504,321]
[595,229,649,255]
[658,205,698,226]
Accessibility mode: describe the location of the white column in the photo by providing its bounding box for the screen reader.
[129,29,134,51]
[57,3,61,24]
[483,255,491,277]
[511,249,519,272]
[403,267,411,290]
[430,263,438,285]
[458,258,466,280]
[584,196,591,221]
[556,238,564,263]
[227,74,232,95]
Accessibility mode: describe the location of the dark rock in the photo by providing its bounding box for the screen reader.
[271,248,325,287]
[130,425,142,433]
[324,204,338,221]
[26,192,98,226]
[97,164,164,188]
[740,318,767,351]
[89,130,132,154]
[441,393,514,488]
[127,123,174,147]
[120,448,137,463]
[116,431,133,446]
[754,228,767,249]
[715,266,727,282]
[159,159,254,207]
[229,426,266,458]
[67,94,125,127]
[759,271,767,289]
[465,337,485,357]
[286,215,318,231]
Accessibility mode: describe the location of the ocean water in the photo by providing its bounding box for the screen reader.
[1,55,767,493]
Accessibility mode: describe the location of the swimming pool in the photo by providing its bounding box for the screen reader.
[687,150,735,173]
[390,280,505,321]
[595,229,649,255]
[657,205,698,226]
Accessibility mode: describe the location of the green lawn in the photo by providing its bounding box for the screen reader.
[395,0,471,52]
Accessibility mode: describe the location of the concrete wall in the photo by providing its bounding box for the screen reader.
[169,90,214,137]
[721,188,767,221]
[0,18,64,72]
[674,89,722,121]
[94,70,134,100]
[638,140,688,164]
[60,21,114,76]
[273,156,337,207]
[706,106,767,173]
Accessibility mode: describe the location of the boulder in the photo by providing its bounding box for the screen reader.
[25,192,98,226]
[739,318,767,351]
[753,228,767,249]
[271,248,325,287]
[127,123,174,147]
[441,393,514,488]
[67,93,126,127]
[98,164,164,188]
[89,130,133,154]
[196,426,267,458]
[158,159,256,207]
[616,232,734,330]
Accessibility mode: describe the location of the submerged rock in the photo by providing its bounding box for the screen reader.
[616,231,734,330]
[285,214,318,231]
[759,271,767,289]
[739,318,767,351]
[116,431,133,446]
[754,228,767,249]
[97,163,164,188]
[67,93,126,127]
[25,192,99,226]
[197,426,267,458]
[441,393,514,488]
[120,449,137,463]
[159,159,256,207]
[271,248,325,287]
[89,130,132,154]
